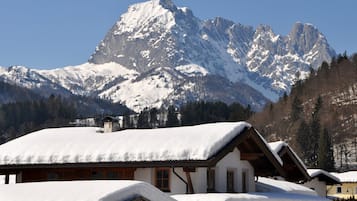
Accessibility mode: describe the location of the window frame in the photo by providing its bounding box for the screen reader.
[207,168,216,192]
[155,168,171,192]
[226,169,236,193]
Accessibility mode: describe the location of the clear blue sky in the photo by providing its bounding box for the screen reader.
[0,0,356,69]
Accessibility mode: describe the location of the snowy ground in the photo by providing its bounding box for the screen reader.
[173,177,328,201]
[0,178,329,201]
[0,180,175,201]
[172,193,329,201]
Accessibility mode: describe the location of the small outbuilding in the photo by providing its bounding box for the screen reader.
[304,169,340,197]
[328,171,357,199]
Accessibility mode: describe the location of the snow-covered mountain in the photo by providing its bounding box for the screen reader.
[0,0,335,112]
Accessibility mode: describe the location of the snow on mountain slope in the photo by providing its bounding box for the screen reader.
[114,0,176,40]
[37,62,138,96]
[0,0,336,112]
[99,67,177,111]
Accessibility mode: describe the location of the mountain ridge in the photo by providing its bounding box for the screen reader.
[0,0,336,112]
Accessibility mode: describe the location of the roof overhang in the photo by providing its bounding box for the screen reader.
[278,146,310,182]
[0,127,286,177]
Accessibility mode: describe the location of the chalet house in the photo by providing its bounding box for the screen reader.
[0,122,285,194]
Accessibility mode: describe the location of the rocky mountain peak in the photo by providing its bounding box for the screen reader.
[288,22,321,54]
[157,0,176,11]
[256,24,274,34]
[0,0,337,112]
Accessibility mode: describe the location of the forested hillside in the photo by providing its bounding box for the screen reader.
[0,95,76,143]
[249,54,357,171]
[0,80,132,144]
[0,81,41,103]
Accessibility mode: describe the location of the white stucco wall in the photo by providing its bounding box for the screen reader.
[0,174,16,184]
[134,168,153,184]
[134,167,199,194]
[215,148,255,193]
[241,160,256,192]
[303,178,327,197]
[190,168,207,193]
[133,148,255,194]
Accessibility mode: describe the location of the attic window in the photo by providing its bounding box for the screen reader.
[155,168,170,192]
[336,186,342,193]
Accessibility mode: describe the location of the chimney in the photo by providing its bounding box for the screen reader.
[103,116,120,133]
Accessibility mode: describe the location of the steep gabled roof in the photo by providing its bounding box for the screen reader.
[0,122,250,165]
[0,122,285,177]
[331,171,357,183]
[269,141,310,182]
[307,169,340,185]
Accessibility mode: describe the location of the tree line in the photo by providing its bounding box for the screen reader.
[0,95,76,144]
[122,101,253,129]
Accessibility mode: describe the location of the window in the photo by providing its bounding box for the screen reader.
[227,169,235,193]
[91,171,103,179]
[207,168,215,192]
[47,172,59,180]
[242,170,248,193]
[155,168,170,192]
[107,171,118,179]
[336,186,342,193]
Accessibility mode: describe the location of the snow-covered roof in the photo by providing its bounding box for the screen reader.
[0,180,175,201]
[256,177,317,196]
[173,193,329,201]
[307,169,340,184]
[0,122,251,165]
[268,141,287,154]
[331,171,357,183]
[269,141,307,171]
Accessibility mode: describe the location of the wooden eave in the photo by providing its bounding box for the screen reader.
[0,126,286,177]
[313,174,340,185]
[278,146,310,182]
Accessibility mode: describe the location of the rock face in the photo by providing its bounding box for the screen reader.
[0,0,336,112]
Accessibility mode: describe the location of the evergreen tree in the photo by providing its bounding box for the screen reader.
[291,96,303,121]
[149,108,158,128]
[297,121,311,164]
[309,117,320,167]
[166,105,180,127]
[312,96,323,120]
[308,96,324,167]
[137,108,150,128]
[318,128,335,171]
[228,103,246,121]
